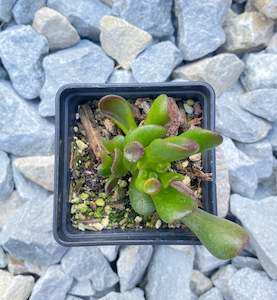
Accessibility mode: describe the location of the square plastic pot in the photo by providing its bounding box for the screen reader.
[54,82,217,246]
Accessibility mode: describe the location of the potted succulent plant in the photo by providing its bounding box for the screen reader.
[54,82,248,259]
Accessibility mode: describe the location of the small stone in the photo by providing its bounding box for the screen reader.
[267,33,277,53]
[1,196,67,266]
[98,246,119,262]
[195,246,229,275]
[239,89,277,122]
[222,11,273,54]
[232,256,263,270]
[108,69,136,83]
[0,81,55,156]
[117,245,153,292]
[0,247,7,268]
[155,219,162,229]
[40,40,114,116]
[189,153,201,162]
[173,53,244,97]
[0,25,48,99]
[241,52,277,91]
[99,288,145,300]
[61,247,118,291]
[219,138,258,198]
[199,288,224,300]
[69,279,95,297]
[96,198,105,206]
[228,268,277,300]
[252,0,277,19]
[236,140,273,180]
[145,246,195,300]
[100,15,152,69]
[12,0,46,25]
[211,264,237,300]
[131,41,182,83]
[30,265,73,300]
[47,0,111,41]
[33,7,80,50]
[0,151,14,201]
[190,270,213,296]
[231,194,277,279]
[175,0,231,61]
[184,103,194,115]
[0,0,16,22]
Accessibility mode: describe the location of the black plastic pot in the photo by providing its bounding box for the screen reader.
[54,82,217,246]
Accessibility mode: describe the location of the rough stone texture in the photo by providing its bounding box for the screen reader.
[219,137,258,197]
[0,81,55,156]
[61,247,118,291]
[190,270,213,296]
[0,0,17,22]
[8,256,47,276]
[236,140,273,180]
[232,256,263,270]
[69,279,95,297]
[0,247,7,268]
[216,84,271,143]
[0,151,14,201]
[98,246,119,262]
[0,25,48,99]
[195,246,228,275]
[174,0,231,61]
[0,196,67,266]
[108,69,136,83]
[40,40,114,116]
[222,11,273,53]
[231,194,277,279]
[0,65,8,79]
[112,0,174,38]
[199,288,224,300]
[14,156,54,192]
[100,288,145,300]
[241,53,277,91]
[239,89,277,122]
[131,41,183,83]
[0,270,13,295]
[228,268,277,300]
[216,147,230,217]
[269,122,277,151]
[267,33,277,53]
[173,53,244,97]
[12,0,46,25]
[145,246,195,300]
[117,245,153,292]
[211,264,237,300]
[252,0,277,19]
[33,7,80,50]
[30,265,73,300]
[47,0,111,40]
[100,16,152,69]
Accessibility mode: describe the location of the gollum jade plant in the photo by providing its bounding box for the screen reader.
[94,94,249,260]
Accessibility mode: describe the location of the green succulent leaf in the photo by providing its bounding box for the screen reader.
[111,148,127,178]
[182,208,249,260]
[143,178,161,195]
[129,179,155,216]
[98,95,137,134]
[97,153,112,176]
[159,172,184,188]
[151,187,197,223]
[124,141,144,163]
[144,94,170,126]
[103,135,125,152]
[180,128,223,153]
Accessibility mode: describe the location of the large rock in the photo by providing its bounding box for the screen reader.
[0,151,14,201]
[222,11,273,53]
[216,84,271,143]
[239,89,277,122]
[267,33,277,53]
[228,268,277,300]
[232,256,263,270]
[216,147,230,217]
[173,53,244,96]
[0,0,16,22]
[174,0,231,61]
[231,194,277,279]
[199,288,224,300]
[61,247,118,291]
[0,196,67,266]
[190,270,213,296]
[219,138,258,198]
[108,69,136,83]
[112,0,174,38]
[241,53,277,91]
[145,245,195,300]
[0,81,55,156]
[69,279,95,297]
[99,288,145,300]
[12,0,46,24]
[30,265,73,300]
[236,140,273,180]
[14,156,54,191]
[131,41,183,83]
[33,7,80,50]
[0,25,48,99]
[47,0,111,40]
[268,122,277,151]
[252,0,277,19]
[98,246,119,262]
[39,40,114,116]
[117,245,153,292]
[100,16,152,69]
